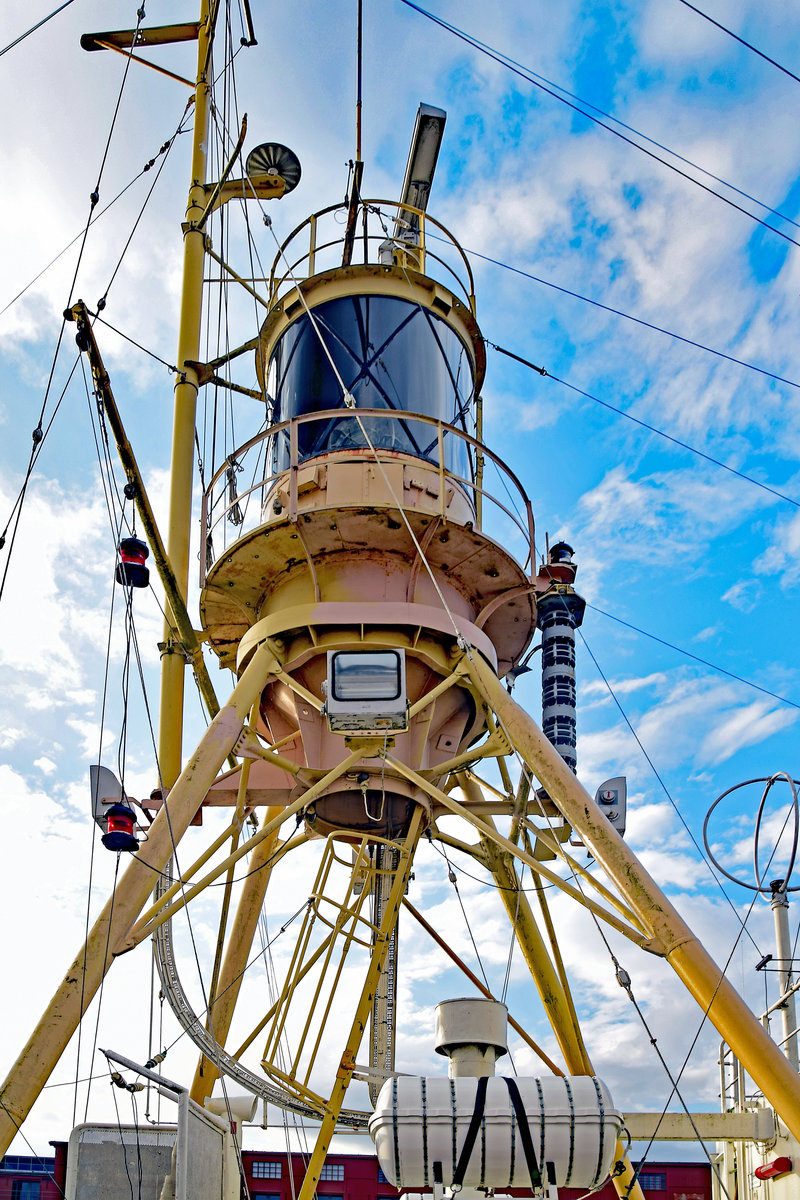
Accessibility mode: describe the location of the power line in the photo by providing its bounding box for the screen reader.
[676,0,800,88]
[399,0,800,250]
[487,341,800,510]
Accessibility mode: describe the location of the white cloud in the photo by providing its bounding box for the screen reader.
[699,701,798,766]
[722,579,760,613]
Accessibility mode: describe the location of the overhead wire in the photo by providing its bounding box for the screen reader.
[442,240,800,393]
[676,0,800,88]
[399,0,800,250]
[586,603,799,711]
[486,341,800,510]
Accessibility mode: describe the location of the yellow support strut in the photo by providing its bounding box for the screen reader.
[0,640,280,1156]
[465,650,800,1143]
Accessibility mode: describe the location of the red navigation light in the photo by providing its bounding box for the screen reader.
[115,537,150,588]
[101,803,139,853]
[755,1158,792,1180]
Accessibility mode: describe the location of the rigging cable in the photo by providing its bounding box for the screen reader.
[399,0,800,251]
[618,806,798,1197]
[0,1100,66,1198]
[0,352,80,605]
[676,0,800,88]
[73,361,129,1126]
[96,99,195,311]
[487,341,800,510]
[411,34,800,235]
[443,239,800,393]
[574,614,764,957]
[0,0,76,58]
[0,121,191,321]
[83,853,122,1122]
[1,4,154,604]
[439,842,491,989]
[585,603,799,712]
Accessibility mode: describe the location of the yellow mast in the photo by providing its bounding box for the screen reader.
[2,3,800,1183]
[0,0,218,1156]
[158,0,215,787]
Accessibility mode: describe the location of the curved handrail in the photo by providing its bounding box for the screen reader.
[267,199,477,313]
[200,408,535,585]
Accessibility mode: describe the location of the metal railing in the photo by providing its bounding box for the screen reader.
[267,199,477,313]
[200,409,535,586]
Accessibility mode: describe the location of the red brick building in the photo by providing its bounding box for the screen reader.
[239,1151,712,1200]
[0,1146,711,1200]
[0,1145,67,1200]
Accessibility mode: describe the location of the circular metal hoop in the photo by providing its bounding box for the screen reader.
[702,773,800,893]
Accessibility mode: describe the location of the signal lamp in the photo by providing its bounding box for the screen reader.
[101,802,139,853]
[115,537,150,588]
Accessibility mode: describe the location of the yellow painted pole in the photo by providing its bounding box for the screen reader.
[461,783,647,1200]
[297,810,424,1200]
[191,803,290,1105]
[465,651,800,1142]
[0,640,280,1155]
[158,0,215,788]
[458,774,591,1072]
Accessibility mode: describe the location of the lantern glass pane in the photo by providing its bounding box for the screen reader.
[331,652,401,701]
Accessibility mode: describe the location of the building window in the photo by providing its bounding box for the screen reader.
[1,1159,54,1175]
[378,1167,389,1184]
[320,1164,345,1181]
[639,1174,667,1191]
[252,1161,282,1179]
[11,1182,41,1200]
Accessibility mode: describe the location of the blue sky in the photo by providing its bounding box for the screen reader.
[0,0,799,1164]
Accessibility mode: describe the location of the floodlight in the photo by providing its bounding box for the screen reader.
[394,103,447,243]
[325,650,408,734]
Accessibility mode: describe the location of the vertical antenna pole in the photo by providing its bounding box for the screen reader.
[356,0,363,163]
[770,880,800,1071]
[158,0,217,789]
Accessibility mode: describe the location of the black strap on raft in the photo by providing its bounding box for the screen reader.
[504,1078,543,1190]
[452,1076,488,1189]
[451,1077,549,1192]
[453,1080,554,1190]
